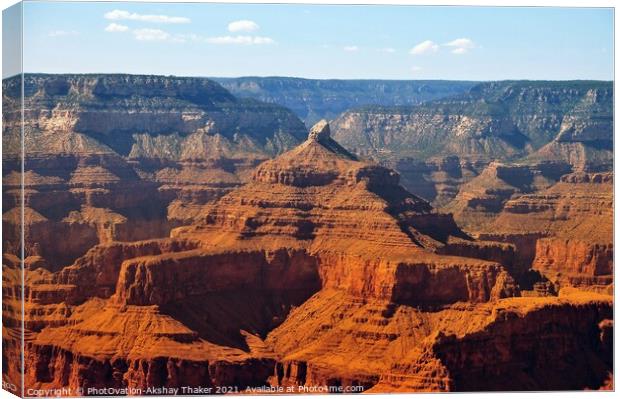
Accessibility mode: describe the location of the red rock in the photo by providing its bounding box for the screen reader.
[4,120,613,394]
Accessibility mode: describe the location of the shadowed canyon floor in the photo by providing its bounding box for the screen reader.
[2,75,613,394]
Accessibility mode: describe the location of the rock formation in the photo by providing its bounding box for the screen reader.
[330,81,612,165]
[329,81,612,205]
[4,121,612,394]
[213,77,476,126]
[3,73,613,395]
[2,74,308,397]
[444,167,613,293]
[491,172,613,292]
[2,74,308,271]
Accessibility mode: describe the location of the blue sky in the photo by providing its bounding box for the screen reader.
[6,2,615,80]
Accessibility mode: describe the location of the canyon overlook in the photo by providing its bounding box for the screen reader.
[2,74,614,394]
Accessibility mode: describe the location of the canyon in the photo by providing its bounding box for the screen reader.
[213,77,476,126]
[2,74,613,394]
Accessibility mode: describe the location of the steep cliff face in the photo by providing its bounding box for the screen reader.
[527,87,613,171]
[448,171,613,292]
[3,74,306,159]
[48,239,201,304]
[113,248,515,310]
[4,73,613,395]
[331,81,612,170]
[2,74,309,270]
[431,296,612,391]
[14,122,611,395]
[267,290,612,393]
[501,174,613,291]
[213,77,476,126]
[531,239,613,291]
[174,120,468,254]
[443,161,564,232]
[114,248,321,307]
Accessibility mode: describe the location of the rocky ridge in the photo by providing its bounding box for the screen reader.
[330,81,612,206]
[213,77,476,126]
[4,122,612,394]
[3,73,614,394]
[443,166,613,293]
[2,74,308,270]
[331,81,612,164]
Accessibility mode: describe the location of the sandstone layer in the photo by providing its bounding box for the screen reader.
[2,74,308,271]
[4,121,612,395]
[329,81,612,206]
[3,74,614,395]
[445,166,613,293]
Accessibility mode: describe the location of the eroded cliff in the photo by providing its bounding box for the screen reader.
[8,121,611,395]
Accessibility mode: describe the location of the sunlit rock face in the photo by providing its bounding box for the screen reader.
[330,81,612,207]
[2,74,308,270]
[3,76,613,394]
[4,120,611,394]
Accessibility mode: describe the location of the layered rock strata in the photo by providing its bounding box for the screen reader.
[331,81,612,169]
[445,167,613,293]
[11,122,612,394]
[2,74,308,271]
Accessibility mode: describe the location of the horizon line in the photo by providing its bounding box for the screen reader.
[2,72,614,83]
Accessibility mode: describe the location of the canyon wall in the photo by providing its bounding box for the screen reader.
[213,77,476,126]
[3,76,613,395]
[2,74,308,270]
[330,81,612,204]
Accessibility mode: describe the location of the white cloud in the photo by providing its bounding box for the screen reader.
[343,45,359,52]
[108,28,273,45]
[444,38,476,54]
[205,35,275,45]
[104,9,190,24]
[444,38,475,49]
[411,66,423,72]
[100,14,273,46]
[133,28,171,41]
[409,40,439,55]
[104,23,129,32]
[379,47,396,53]
[48,30,78,37]
[227,20,260,32]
